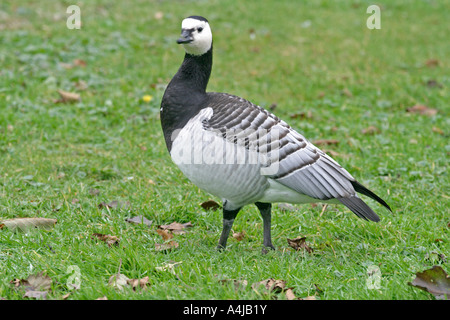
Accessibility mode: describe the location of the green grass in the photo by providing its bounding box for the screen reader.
[0,0,448,300]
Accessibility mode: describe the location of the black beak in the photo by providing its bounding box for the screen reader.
[177,29,194,44]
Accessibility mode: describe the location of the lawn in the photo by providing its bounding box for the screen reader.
[0,0,448,301]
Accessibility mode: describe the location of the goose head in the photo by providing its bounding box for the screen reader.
[177,16,212,56]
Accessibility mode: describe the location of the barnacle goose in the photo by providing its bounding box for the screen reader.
[161,16,391,251]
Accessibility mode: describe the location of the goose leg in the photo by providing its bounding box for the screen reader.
[255,202,275,252]
[217,204,241,250]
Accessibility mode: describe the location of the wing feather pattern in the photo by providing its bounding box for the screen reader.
[203,92,388,221]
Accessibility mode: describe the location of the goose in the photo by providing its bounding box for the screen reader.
[160,16,391,251]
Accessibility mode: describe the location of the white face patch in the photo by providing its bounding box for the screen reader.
[180,18,212,56]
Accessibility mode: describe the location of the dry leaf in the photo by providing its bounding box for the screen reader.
[127,276,150,291]
[408,266,450,300]
[252,278,286,294]
[126,215,153,227]
[11,272,52,300]
[425,58,439,67]
[285,288,298,300]
[92,233,120,247]
[156,228,174,240]
[301,295,317,300]
[74,80,88,90]
[55,90,80,103]
[11,272,52,291]
[159,221,193,234]
[200,200,221,211]
[73,59,86,67]
[62,292,71,300]
[23,290,48,300]
[232,231,245,241]
[313,139,339,146]
[361,126,380,135]
[96,296,108,300]
[0,217,57,232]
[406,105,438,116]
[432,127,444,135]
[98,200,130,210]
[287,236,314,253]
[108,273,129,291]
[289,111,312,120]
[341,88,353,97]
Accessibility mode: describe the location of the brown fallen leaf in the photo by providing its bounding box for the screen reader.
[11,272,52,300]
[126,215,153,227]
[232,231,245,241]
[73,58,87,67]
[74,80,88,91]
[425,58,439,68]
[23,290,48,300]
[159,221,193,234]
[0,217,57,232]
[284,288,297,300]
[341,88,353,97]
[156,228,174,240]
[11,272,52,291]
[55,90,80,103]
[108,273,129,291]
[289,111,313,120]
[98,200,130,210]
[287,236,314,253]
[92,233,120,247]
[251,278,286,294]
[408,266,450,300]
[313,139,339,146]
[361,126,380,135]
[127,276,150,291]
[96,296,108,300]
[200,200,221,211]
[406,105,438,116]
[432,127,444,135]
[301,295,317,300]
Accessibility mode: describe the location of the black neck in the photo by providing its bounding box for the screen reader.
[160,47,213,151]
[171,47,213,93]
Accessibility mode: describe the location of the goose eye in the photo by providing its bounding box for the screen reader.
[198,27,203,32]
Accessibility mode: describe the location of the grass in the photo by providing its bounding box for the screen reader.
[0,0,448,300]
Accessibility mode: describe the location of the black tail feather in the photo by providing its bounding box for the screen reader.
[350,180,392,212]
[338,197,380,222]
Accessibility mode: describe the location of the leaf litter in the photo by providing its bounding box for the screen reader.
[92,233,120,247]
[11,272,53,300]
[0,217,57,232]
[287,236,314,253]
[408,266,450,300]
